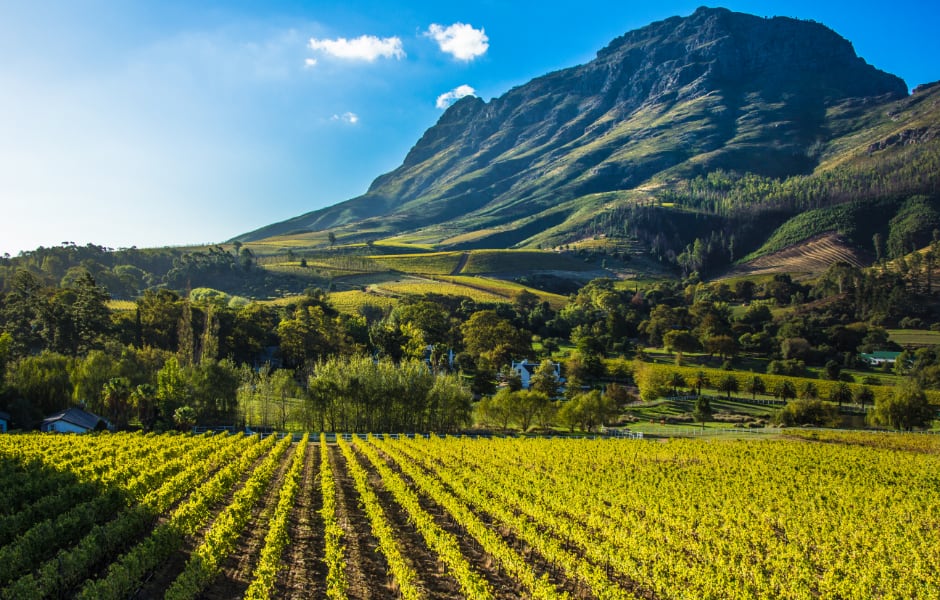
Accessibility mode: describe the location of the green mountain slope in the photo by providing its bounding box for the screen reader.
[236,7,939,277]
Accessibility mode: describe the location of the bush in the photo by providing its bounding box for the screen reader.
[774,399,839,427]
[767,359,807,377]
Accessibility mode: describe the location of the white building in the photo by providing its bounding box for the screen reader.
[510,359,562,390]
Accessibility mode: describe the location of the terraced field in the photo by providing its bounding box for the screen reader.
[2,431,939,599]
[731,233,866,276]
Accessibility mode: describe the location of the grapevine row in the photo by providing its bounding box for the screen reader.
[78,432,276,600]
[335,435,423,600]
[353,436,493,599]
[3,432,246,600]
[368,435,569,600]
[320,433,348,599]
[392,437,638,600]
[245,433,310,599]
[165,433,295,600]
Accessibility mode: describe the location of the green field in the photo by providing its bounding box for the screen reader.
[888,328,940,347]
[438,275,570,308]
[461,249,596,274]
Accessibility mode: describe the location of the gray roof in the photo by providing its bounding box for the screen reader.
[42,408,106,430]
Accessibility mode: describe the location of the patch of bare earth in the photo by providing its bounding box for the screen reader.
[278,441,327,599]
[330,444,392,600]
[200,441,297,599]
[347,443,465,599]
[729,233,867,277]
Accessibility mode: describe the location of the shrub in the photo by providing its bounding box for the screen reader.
[774,399,839,427]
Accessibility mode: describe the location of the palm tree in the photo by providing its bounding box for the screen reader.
[775,380,797,402]
[745,375,766,400]
[717,374,739,400]
[830,382,853,408]
[800,381,819,400]
[668,372,686,397]
[693,370,709,397]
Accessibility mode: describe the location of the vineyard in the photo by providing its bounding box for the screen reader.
[2,431,939,599]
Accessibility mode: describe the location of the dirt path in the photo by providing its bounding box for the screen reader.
[330,444,390,600]
[450,251,470,275]
[278,440,326,599]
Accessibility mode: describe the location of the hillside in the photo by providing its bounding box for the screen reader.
[233,6,940,278]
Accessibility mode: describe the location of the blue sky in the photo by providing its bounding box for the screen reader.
[1,1,937,255]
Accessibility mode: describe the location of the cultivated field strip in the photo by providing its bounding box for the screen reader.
[1,431,939,599]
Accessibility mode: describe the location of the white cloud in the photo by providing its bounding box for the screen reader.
[332,111,359,124]
[425,23,488,61]
[304,57,317,68]
[435,84,476,109]
[308,35,404,61]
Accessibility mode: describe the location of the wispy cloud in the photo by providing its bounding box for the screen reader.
[436,84,476,109]
[425,23,488,61]
[308,34,405,61]
[304,57,317,68]
[331,111,359,124]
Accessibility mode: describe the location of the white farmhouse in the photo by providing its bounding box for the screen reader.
[510,359,562,390]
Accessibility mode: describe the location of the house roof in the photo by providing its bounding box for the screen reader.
[0,411,10,422]
[42,407,106,430]
[860,351,902,360]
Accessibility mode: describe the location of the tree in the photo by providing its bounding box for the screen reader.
[571,390,618,432]
[693,395,712,429]
[500,365,523,391]
[477,390,514,430]
[663,330,700,363]
[869,381,936,430]
[529,359,561,397]
[775,399,839,427]
[511,390,551,432]
[824,360,841,381]
[774,380,797,402]
[460,310,530,371]
[328,231,337,249]
[177,298,195,367]
[69,271,112,355]
[692,370,709,396]
[667,371,686,396]
[6,352,73,416]
[102,377,133,429]
[829,382,853,408]
[717,374,739,400]
[855,386,875,409]
[173,405,198,431]
[745,375,766,400]
[634,363,671,402]
[799,381,819,400]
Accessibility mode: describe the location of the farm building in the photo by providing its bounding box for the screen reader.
[859,351,902,367]
[0,411,9,433]
[510,359,563,390]
[41,407,111,433]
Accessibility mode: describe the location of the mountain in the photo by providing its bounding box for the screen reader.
[237,7,939,273]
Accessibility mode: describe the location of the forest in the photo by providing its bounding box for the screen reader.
[2,231,940,433]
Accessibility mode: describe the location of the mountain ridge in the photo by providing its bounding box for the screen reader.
[236,7,934,274]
